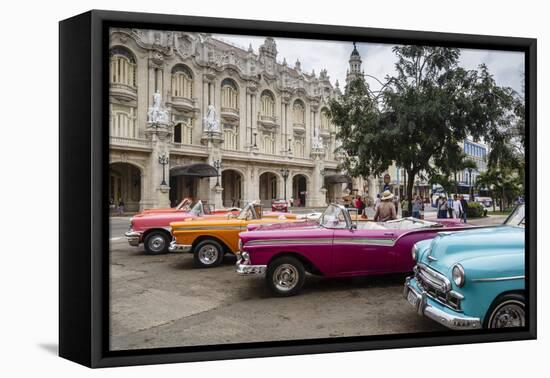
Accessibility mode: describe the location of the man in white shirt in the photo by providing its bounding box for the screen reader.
[452,194,463,219]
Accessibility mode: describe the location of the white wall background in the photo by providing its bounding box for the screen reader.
[0,0,546,376]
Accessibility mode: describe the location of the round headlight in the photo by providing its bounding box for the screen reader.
[452,264,465,287]
[411,245,418,261]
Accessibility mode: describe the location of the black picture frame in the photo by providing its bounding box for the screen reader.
[59,9,537,368]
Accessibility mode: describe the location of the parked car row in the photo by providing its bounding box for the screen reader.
[124,200,526,330]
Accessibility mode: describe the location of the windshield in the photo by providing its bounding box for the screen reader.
[177,198,192,210]
[188,201,205,216]
[237,203,258,220]
[319,204,349,229]
[504,204,525,227]
[382,218,442,230]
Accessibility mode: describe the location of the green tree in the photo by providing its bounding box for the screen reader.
[329,46,518,212]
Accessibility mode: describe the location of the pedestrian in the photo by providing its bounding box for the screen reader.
[117,198,125,215]
[374,193,381,211]
[401,196,410,217]
[437,196,448,219]
[452,194,462,219]
[374,190,397,222]
[361,196,369,218]
[393,195,400,213]
[460,195,468,223]
[447,196,454,218]
[412,195,422,219]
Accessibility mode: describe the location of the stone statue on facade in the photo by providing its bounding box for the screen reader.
[311,125,324,151]
[202,104,221,133]
[147,90,170,125]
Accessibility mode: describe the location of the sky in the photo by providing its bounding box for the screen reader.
[213,34,525,95]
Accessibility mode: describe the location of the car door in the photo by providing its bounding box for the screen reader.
[331,227,398,275]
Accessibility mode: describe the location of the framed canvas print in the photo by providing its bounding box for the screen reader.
[59,10,536,368]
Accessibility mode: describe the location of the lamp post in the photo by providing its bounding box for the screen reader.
[280,167,289,200]
[468,167,473,199]
[158,153,169,186]
[213,159,223,187]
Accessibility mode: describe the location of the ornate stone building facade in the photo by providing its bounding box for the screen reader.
[109,28,347,211]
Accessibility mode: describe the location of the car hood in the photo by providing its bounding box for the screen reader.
[424,226,525,273]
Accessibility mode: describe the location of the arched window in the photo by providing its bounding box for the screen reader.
[321,108,330,130]
[221,78,239,110]
[110,47,137,87]
[260,90,275,118]
[171,65,194,99]
[110,104,137,138]
[262,132,276,154]
[223,124,239,150]
[293,100,305,125]
[294,137,305,158]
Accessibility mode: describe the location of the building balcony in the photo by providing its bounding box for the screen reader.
[168,96,198,113]
[319,128,331,138]
[258,114,279,132]
[220,107,240,122]
[109,82,137,102]
[293,122,306,135]
[110,136,152,151]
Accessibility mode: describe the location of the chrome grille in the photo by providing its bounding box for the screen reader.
[415,264,462,311]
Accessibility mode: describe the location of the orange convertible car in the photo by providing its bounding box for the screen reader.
[169,202,301,268]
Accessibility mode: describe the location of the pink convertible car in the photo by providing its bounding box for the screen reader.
[236,204,470,296]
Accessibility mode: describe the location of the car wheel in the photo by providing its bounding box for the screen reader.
[266,256,305,297]
[485,293,526,329]
[144,231,170,255]
[193,239,225,268]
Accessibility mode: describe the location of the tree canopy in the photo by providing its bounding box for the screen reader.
[328,45,524,208]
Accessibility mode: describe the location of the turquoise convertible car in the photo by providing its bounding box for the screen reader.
[404,204,525,329]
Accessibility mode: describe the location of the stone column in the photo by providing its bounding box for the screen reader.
[144,124,172,208]
[310,148,328,208]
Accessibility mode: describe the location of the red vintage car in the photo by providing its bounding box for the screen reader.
[271,199,289,212]
[125,201,240,254]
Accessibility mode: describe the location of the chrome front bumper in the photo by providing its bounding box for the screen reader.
[168,240,192,253]
[124,231,141,247]
[235,256,267,275]
[404,277,481,330]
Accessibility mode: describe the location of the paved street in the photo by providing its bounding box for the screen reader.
[109,213,505,351]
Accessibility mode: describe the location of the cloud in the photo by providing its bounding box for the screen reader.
[214,34,525,94]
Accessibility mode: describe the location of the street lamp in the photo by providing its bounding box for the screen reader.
[158,153,169,186]
[320,168,326,189]
[213,159,223,187]
[280,167,289,200]
[468,167,473,199]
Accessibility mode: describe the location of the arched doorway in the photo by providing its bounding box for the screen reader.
[259,172,278,207]
[222,169,243,207]
[292,174,307,207]
[109,162,142,212]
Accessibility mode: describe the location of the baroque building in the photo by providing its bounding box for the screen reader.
[108,28,348,211]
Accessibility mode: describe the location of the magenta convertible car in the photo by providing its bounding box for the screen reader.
[236,204,470,296]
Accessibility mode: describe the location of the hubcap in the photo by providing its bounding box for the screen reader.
[490,301,525,328]
[198,244,219,265]
[273,264,299,292]
[148,235,165,252]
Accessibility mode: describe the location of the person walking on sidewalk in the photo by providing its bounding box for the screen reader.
[452,194,462,219]
[412,195,422,219]
[437,196,448,219]
[460,195,468,223]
